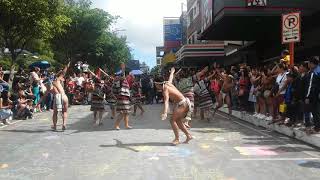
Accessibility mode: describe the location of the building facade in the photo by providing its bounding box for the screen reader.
[198,0,320,64]
[175,0,226,67]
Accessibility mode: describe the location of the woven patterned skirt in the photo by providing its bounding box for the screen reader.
[116,96,131,113]
[199,91,214,110]
[90,96,105,111]
[132,95,144,105]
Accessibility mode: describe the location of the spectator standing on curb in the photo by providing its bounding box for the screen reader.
[272,64,288,123]
[306,57,320,133]
[238,67,250,111]
[30,67,41,112]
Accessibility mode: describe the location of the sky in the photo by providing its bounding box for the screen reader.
[91,0,186,68]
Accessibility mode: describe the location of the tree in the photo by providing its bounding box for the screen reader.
[0,0,71,81]
[93,32,132,73]
[150,65,161,76]
[51,0,115,63]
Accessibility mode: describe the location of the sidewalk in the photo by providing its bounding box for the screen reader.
[219,108,320,148]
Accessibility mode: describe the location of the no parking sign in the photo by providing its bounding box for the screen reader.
[282,12,301,44]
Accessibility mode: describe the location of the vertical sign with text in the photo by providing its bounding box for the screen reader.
[282,12,301,44]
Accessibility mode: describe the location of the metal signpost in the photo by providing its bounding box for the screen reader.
[282,12,301,65]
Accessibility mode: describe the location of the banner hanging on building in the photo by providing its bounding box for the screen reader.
[163,17,182,52]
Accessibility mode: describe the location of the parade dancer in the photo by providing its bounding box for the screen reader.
[37,62,70,131]
[155,67,193,145]
[132,76,145,116]
[176,67,208,127]
[113,66,132,130]
[194,67,216,121]
[105,76,116,119]
[88,70,106,126]
[97,68,116,119]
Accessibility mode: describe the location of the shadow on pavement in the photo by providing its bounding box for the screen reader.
[298,161,320,169]
[1,129,52,133]
[99,139,173,152]
[271,146,319,153]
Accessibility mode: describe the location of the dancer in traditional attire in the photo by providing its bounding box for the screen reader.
[90,78,106,126]
[176,67,208,127]
[131,77,145,116]
[113,72,132,130]
[37,62,70,131]
[155,67,193,145]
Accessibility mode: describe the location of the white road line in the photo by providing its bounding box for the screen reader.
[231,158,320,161]
[216,112,320,158]
[0,120,23,129]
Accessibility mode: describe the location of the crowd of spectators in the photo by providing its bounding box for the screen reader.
[1,54,320,135]
[172,54,320,134]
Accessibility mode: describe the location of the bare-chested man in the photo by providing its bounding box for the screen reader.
[155,67,193,145]
[213,71,234,118]
[37,62,70,131]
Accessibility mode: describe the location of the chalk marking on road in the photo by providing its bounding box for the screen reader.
[0,163,9,169]
[231,157,320,161]
[216,112,320,158]
[0,120,23,129]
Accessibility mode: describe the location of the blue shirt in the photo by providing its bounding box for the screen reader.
[313,65,320,75]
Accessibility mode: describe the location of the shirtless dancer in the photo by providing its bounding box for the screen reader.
[37,62,70,131]
[155,67,193,145]
[213,71,234,118]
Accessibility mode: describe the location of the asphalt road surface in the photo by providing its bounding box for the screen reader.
[1,105,320,180]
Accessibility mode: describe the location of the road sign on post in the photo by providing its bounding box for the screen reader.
[282,12,301,44]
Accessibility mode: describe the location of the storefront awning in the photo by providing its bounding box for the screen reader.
[175,44,225,65]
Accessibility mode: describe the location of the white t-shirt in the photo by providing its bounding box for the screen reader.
[76,77,85,86]
[29,72,40,84]
[276,72,288,95]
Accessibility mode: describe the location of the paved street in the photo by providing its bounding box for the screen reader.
[1,105,320,180]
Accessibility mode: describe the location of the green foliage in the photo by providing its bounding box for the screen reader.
[0,0,71,65]
[92,32,132,72]
[0,0,132,73]
[150,66,161,76]
[51,1,116,63]
[0,56,11,69]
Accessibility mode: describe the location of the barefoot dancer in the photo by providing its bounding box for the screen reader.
[132,77,145,116]
[176,67,208,127]
[113,71,132,130]
[37,62,70,131]
[155,67,193,145]
[194,67,214,121]
[88,70,106,126]
[97,68,116,119]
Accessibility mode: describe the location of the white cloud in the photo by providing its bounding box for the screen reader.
[92,0,186,67]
